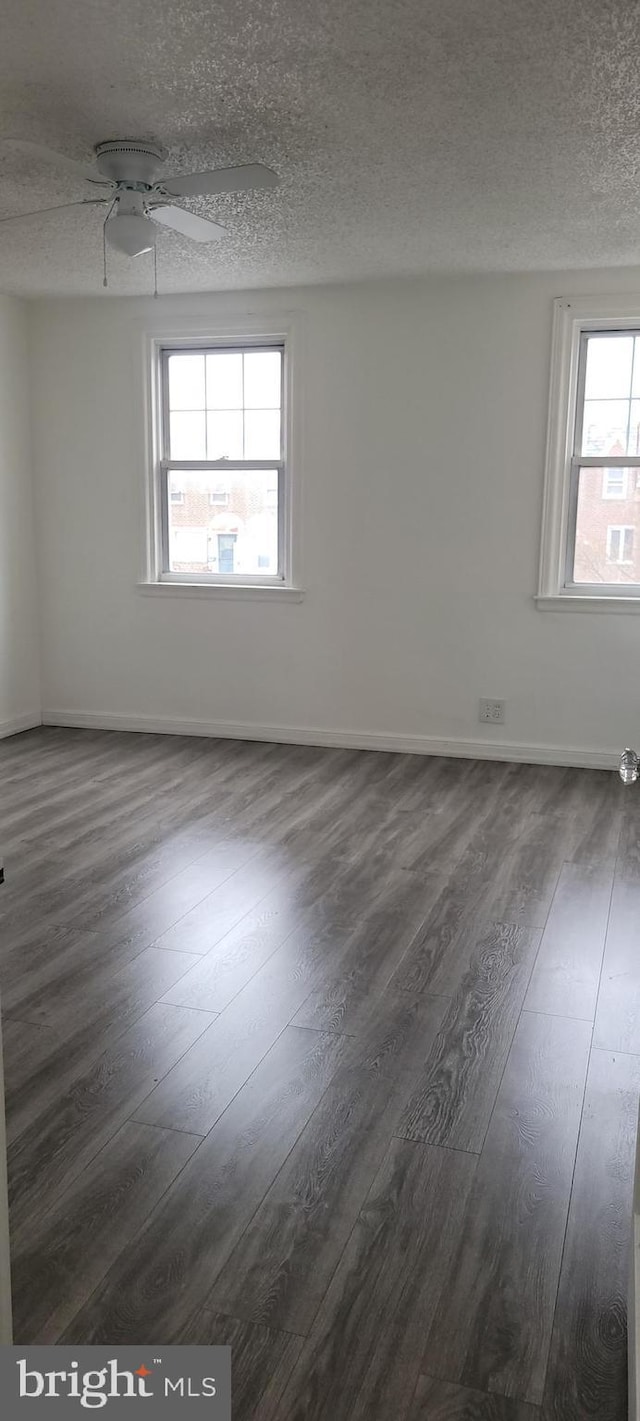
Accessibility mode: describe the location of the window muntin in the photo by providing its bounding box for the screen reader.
[159,343,285,582]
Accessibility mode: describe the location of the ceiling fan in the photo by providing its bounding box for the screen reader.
[0,137,278,259]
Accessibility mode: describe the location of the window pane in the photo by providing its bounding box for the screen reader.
[244,409,281,459]
[573,466,640,584]
[584,335,634,400]
[581,400,631,456]
[167,468,278,575]
[206,410,244,460]
[169,411,206,460]
[206,352,243,409]
[167,353,205,410]
[581,332,640,453]
[244,350,282,409]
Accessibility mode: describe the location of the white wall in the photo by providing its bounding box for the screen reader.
[0,294,40,736]
[27,270,640,766]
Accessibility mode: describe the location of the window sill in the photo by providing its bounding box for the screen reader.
[535,594,640,614]
[137,581,304,603]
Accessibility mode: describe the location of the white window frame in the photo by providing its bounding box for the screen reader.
[537,294,640,612]
[135,312,304,602]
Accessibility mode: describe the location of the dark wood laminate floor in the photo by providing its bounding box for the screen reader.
[1,727,636,1419]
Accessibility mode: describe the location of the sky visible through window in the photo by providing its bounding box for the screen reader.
[168,350,281,462]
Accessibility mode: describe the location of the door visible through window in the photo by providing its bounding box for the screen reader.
[217,533,237,573]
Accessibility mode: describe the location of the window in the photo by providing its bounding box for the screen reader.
[163,343,282,582]
[145,334,294,588]
[607,526,634,564]
[138,317,302,599]
[602,468,627,499]
[538,297,640,607]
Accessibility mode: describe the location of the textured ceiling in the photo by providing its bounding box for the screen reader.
[1,0,640,296]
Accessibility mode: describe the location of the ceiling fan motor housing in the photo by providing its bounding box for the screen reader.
[94,140,166,186]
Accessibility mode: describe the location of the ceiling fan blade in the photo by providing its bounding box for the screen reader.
[159,163,278,199]
[150,204,225,243]
[0,198,109,225]
[0,138,109,186]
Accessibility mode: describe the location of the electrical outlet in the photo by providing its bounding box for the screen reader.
[479,698,505,725]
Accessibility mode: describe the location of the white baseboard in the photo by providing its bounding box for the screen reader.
[40,708,620,770]
[0,711,42,740]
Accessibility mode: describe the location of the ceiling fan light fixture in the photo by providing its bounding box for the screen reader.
[106,210,156,257]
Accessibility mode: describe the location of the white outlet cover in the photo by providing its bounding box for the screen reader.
[479,698,505,724]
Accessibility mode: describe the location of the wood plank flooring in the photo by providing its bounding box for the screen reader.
[0,727,636,1419]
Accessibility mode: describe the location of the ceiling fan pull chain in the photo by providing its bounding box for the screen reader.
[153,241,158,299]
[102,194,118,289]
